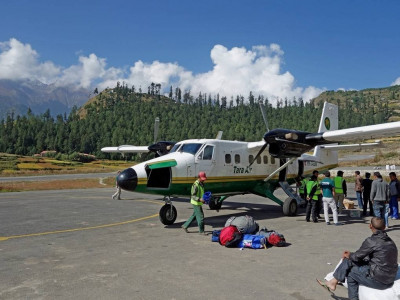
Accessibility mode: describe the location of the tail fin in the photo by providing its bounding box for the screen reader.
[313,102,338,166]
[317,102,338,133]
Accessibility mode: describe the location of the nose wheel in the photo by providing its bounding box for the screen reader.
[159,196,177,225]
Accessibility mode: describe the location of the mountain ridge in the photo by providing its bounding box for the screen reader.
[0,79,90,119]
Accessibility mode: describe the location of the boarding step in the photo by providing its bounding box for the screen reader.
[279,181,306,206]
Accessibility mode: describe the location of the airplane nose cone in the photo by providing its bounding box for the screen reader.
[117,168,138,191]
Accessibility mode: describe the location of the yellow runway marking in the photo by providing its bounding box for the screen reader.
[0,199,163,242]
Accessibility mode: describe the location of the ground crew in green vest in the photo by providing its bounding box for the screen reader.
[313,169,323,219]
[305,175,320,223]
[297,176,309,201]
[333,170,347,214]
[182,171,207,235]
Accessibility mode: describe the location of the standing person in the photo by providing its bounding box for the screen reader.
[388,172,400,220]
[112,170,122,200]
[361,172,373,216]
[317,217,398,300]
[297,176,308,201]
[333,170,347,214]
[305,175,320,223]
[320,171,341,226]
[355,171,364,209]
[182,172,207,234]
[370,172,389,229]
[313,170,323,219]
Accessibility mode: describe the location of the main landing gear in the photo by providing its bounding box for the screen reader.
[282,197,298,216]
[159,196,177,225]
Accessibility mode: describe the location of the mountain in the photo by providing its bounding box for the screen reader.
[0,79,90,119]
[312,85,400,121]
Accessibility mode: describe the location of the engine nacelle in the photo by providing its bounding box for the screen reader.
[263,129,315,159]
[148,141,176,156]
[268,140,314,158]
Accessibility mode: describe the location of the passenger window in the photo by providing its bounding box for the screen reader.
[225,154,231,164]
[235,154,240,164]
[271,157,276,164]
[257,155,261,164]
[203,145,214,160]
[263,155,268,164]
[249,155,254,164]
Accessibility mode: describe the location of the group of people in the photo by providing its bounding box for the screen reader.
[298,169,346,225]
[298,169,400,229]
[182,170,399,300]
[354,170,400,230]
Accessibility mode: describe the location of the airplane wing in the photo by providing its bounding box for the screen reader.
[319,141,383,151]
[101,145,150,154]
[306,122,400,143]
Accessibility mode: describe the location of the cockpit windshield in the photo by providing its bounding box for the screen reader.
[179,143,203,155]
[169,143,181,153]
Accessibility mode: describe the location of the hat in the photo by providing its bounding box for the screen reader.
[198,171,207,181]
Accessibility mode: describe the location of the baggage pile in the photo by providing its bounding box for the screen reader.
[212,215,287,249]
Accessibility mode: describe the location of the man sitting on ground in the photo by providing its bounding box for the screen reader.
[318,217,398,300]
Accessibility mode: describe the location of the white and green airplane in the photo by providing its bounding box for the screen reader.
[102,102,400,225]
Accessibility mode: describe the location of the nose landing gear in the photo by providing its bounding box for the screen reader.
[159,196,177,225]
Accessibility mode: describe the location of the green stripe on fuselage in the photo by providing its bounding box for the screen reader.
[133,178,283,205]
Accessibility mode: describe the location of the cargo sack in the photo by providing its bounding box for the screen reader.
[219,225,243,247]
[224,215,259,234]
[238,234,266,249]
[257,227,286,247]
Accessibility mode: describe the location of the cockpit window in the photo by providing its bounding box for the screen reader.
[169,143,181,153]
[180,143,203,155]
[202,145,214,160]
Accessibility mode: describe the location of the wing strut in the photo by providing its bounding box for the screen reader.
[264,157,297,182]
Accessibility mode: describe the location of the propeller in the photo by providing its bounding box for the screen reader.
[153,117,160,144]
[259,102,269,132]
[249,103,270,166]
[148,117,176,156]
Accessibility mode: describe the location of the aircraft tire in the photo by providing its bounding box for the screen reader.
[283,197,298,216]
[159,204,177,225]
[209,197,222,210]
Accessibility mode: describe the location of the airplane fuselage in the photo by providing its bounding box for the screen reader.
[117,138,338,202]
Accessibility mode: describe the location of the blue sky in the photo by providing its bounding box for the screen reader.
[0,0,399,102]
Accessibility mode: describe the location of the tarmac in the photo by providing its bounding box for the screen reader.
[1,188,400,300]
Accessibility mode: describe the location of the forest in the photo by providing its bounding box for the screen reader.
[0,82,398,160]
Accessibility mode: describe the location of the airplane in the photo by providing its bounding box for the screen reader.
[102,102,400,225]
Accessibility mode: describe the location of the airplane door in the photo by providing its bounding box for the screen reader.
[195,145,216,176]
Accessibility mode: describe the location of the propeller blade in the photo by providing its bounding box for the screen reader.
[249,142,268,167]
[259,103,269,132]
[153,117,160,143]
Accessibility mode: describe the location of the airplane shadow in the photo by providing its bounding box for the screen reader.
[165,200,289,231]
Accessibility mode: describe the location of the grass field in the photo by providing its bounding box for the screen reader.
[0,153,133,176]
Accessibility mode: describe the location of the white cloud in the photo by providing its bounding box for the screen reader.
[392,77,400,86]
[0,38,60,83]
[0,38,324,102]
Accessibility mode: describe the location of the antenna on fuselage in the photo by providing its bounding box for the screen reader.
[215,131,223,140]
